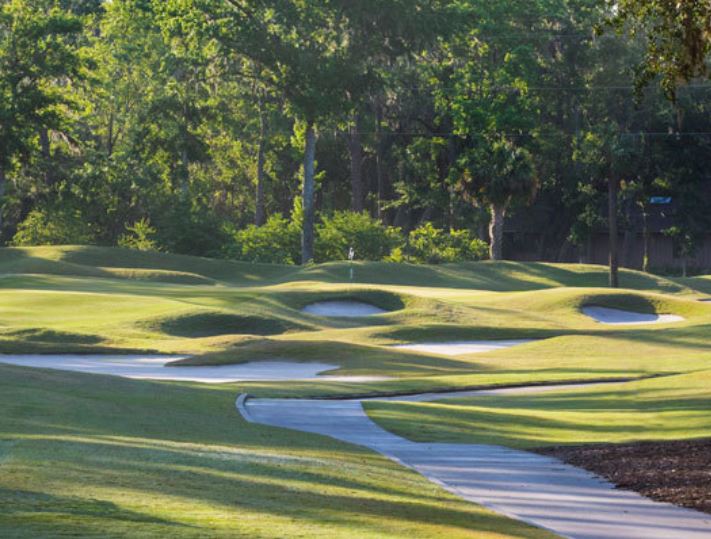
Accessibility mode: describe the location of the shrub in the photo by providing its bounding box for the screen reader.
[228,215,301,265]
[12,207,96,246]
[118,218,161,251]
[315,211,403,262]
[406,222,488,264]
[155,200,231,257]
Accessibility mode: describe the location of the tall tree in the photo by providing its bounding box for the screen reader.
[0,0,81,233]
[609,0,710,98]
[457,138,538,260]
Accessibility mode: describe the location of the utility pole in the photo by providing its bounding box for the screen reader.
[608,162,620,288]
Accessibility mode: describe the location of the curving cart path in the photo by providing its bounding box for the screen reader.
[239,388,711,539]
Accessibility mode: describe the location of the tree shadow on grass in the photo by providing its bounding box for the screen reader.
[10,439,546,538]
[0,488,190,527]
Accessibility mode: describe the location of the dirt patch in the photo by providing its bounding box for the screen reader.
[535,439,711,514]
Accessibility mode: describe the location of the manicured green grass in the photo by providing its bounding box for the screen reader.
[0,365,555,539]
[365,370,711,449]
[2,245,711,536]
[1,245,711,396]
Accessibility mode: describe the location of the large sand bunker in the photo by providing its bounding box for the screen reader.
[302,301,387,317]
[582,306,684,325]
[0,355,387,383]
[392,340,534,356]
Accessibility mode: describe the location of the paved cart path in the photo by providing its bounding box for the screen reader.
[240,390,711,539]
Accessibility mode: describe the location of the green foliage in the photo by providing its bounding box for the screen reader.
[228,215,301,265]
[406,223,489,264]
[458,138,538,208]
[0,0,82,171]
[0,0,709,272]
[155,200,231,257]
[608,0,711,99]
[315,211,402,262]
[12,207,95,246]
[118,218,161,252]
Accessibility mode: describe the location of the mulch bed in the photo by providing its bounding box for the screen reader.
[534,439,711,514]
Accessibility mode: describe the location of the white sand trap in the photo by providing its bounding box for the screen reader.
[302,301,387,317]
[392,340,534,356]
[582,306,684,325]
[0,355,388,384]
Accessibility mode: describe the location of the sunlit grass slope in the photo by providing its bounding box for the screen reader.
[365,370,711,449]
[1,244,700,292]
[0,365,556,539]
[1,245,711,398]
[1,245,711,536]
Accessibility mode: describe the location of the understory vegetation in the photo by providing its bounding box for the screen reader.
[1,0,709,267]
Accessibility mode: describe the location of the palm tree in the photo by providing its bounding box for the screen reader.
[457,138,538,260]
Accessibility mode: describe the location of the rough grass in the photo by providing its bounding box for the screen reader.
[365,370,711,449]
[0,365,555,539]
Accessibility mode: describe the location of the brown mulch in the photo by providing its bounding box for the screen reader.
[534,439,711,514]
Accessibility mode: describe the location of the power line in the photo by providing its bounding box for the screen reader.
[398,85,711,92]
[329,131,711,137]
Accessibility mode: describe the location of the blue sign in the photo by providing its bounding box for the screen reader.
[650,197,672,205]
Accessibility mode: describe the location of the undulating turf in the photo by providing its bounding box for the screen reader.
[2,246,711,396]
[2,245,711,537]
[365,370,711,449]
[0,365,558,538]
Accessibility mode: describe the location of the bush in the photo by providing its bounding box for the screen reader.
[12,207,96,246]
[315,211,402,262]
[155,200,231,257]
[228,215,301,265]
[118,218,161,251]
[406,222,488,264]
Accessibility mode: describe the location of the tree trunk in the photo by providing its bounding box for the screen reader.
[621,198,637,269]
[375,104,386,221]
[586,235,594,264]
[642,207,651,272]
[179,144,189,196]
[489,203,506,261]
[347,114,364,213]
[255,109,267,226]
[0,165,5,233]
[107,112,115,157]
[608,175,620,288]
[301,121,317,264]
[39,129,54,186]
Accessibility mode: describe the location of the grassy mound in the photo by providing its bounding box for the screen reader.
[152,312,304,338]
[281,288,407,313]
[100,268,217,285]
[0,328,103,345]
[294,260,693,293]
[2,245,704,294]
[0,246,294,285]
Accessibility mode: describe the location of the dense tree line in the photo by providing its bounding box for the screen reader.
[1,0,709,272]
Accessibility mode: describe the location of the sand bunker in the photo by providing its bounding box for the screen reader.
[302,301,387,317]
[392,340,534,356]
[0,355,388,383]
[582,306,684,325]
